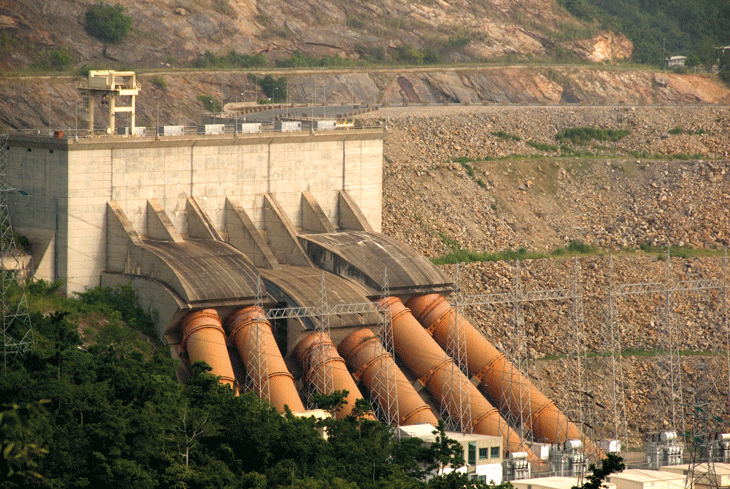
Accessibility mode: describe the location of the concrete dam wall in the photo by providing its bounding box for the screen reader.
[6,127,592,463]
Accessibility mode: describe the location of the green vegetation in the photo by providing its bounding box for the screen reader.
[556,0,730,67]
[2,281,506,488]
[527,141,559,152]
[84,3,132,47]
[259,74,288,103]
[150,74,167,90]
[572,454,625,489]
[555,127,630,144]
[492,131,521,142]
[191,50,267,69]
[196,93,222,113]
[551,240,597,256]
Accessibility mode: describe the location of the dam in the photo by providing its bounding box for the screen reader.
[5,124,594,474]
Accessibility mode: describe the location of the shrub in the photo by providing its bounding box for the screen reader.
[85,3,132,45]
[555,127,630,144]
[48,49,73,70]
[493,131,521,142]
[668,127,683,135]
[197,94,222,113]
[151,74,167,90]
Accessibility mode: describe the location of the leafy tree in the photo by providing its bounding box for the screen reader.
[259,74,288,103]
[572,453,626,489]
[85,3,132,54]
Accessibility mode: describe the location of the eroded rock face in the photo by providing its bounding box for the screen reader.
[574,31,633,62]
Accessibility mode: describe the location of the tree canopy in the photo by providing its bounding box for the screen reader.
[557,0,730,66]
[1,281,500,489]
[84,3,132,45]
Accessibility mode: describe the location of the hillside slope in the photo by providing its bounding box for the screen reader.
[0,0,631,70]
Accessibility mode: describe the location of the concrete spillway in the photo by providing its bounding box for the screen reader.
[226,306,305,413]
[180,309,236,387]
[406,294,595,454]
[376,297,537,461]
[338,328,439,427]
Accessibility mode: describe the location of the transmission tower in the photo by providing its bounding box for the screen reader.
[603,254,629,452]
[243,275,270,402]
[372,268,399,427]
[305,271,334,409]
[683,400,721,489]
[443,263,472,433]
[1,133,33,372]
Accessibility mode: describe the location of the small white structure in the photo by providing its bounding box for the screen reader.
[666,56,687,68]
[504,451,531,481]
[203,124,225,135]
[646,431,683,468]
[275,120,301,132]
[601,439,622,454]
[606,469,685,489]
[550,440,587,477]
[397,424,504,484]
[237,122,261,134]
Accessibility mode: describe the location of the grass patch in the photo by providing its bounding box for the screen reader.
[551,240,597,256]
[556,127,631,144]
[527,141,559,152]
[668,127,684,135]
[638,242,717,258]
[493,131,521,142]
[432,247,545,265]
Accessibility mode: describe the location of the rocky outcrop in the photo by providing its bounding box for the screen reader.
[574,31,633,62]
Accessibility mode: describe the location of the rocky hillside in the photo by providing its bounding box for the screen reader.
[367,104,730,446]
[0,0,631,70]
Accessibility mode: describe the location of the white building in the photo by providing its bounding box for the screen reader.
[666,56,687,68]
[397,424,504,484]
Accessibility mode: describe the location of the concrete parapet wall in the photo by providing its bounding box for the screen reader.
[7,129,383,294]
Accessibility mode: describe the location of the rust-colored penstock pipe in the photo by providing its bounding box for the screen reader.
[180,309,235,387]
[226,306,305,413]
[339,328,439,427]
[295,332,373,420]
[376,297,536,461]
[406,294,596,454]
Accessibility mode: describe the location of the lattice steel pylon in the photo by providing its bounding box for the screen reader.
[604,254,629,452]
[683,400,721,489]
[244,275,270,402]
[305,271,334,409]
[372,268,399,427]
[1,133,33,372]
[445,263,472,433]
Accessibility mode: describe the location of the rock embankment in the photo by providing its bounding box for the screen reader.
[372,104,730,445]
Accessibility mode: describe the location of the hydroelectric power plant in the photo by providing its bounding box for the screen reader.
[4,71,602,481]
